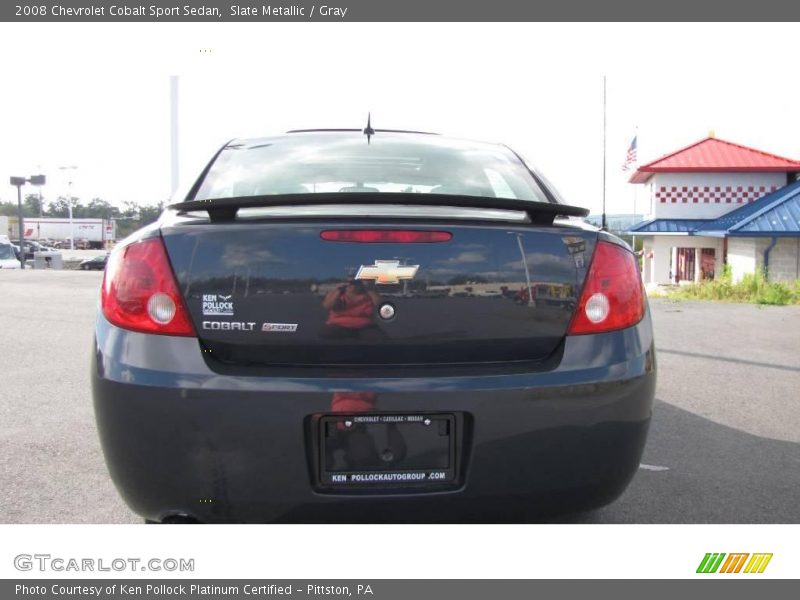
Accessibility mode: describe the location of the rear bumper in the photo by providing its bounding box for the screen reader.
[91,310,656,523]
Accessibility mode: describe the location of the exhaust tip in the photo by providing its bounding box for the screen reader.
[157,512,201,524]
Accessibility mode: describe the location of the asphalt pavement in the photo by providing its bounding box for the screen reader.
[1,270,798,523]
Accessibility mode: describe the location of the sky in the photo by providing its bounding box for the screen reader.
[1,23,799,217]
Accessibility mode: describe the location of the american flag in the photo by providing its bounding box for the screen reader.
[622,136,637,171]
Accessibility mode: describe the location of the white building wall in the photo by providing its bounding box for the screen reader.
[650,237,672,285]
[767,238,800,282]
[727,238,757,283]
[648,173,787,219]
[751,237,800,283]
[647,236,800,284]
[728,237,800,283]
[641,235,724,285]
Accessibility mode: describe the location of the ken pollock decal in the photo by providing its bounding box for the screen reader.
[202,294,233,316]
[262,323,299,333]
[329,471,449,483]
[202,321,256,331]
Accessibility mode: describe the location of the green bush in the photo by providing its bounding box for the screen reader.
[669,267,800,305]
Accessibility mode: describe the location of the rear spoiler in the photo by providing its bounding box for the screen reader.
[169,193,589,225]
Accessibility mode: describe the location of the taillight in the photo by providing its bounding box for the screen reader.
[320,230,452,243]
[567,240,645,335]
[101,237,195,336]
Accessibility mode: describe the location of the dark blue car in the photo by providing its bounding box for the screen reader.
[92,130,656,523]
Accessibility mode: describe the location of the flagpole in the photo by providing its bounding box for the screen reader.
[632,126,638,252]
[631,125,639,251]
[633,125,639,220]
[632,192,637,251]
[602,75,607,231]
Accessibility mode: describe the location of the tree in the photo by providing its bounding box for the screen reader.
[0,195,42,218]
[45,196,75,218]
[113,200,164,239]
[1,193,165,241]
[86,198,120,220]
[120,200,140,220]
[0,201,18,217]
[138,201,164,223]
[24,194,44,217]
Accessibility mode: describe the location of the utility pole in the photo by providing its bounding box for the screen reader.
[36,164,44,219]
[68,181,74,249]
[170,75,180,196]
[9,174,46,269]
[58,165,78,250]
[12,179,25,268]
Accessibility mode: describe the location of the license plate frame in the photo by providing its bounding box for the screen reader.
[318,413,457,488]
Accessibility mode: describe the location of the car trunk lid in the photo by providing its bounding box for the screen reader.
[161,214,596,366]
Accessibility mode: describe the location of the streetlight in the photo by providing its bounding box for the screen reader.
[36,164,45,219]
[58,165,78,250]
[9,174,46,269]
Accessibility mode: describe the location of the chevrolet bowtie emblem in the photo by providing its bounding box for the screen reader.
[355,260,419,285]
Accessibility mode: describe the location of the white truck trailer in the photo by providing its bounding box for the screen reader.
[7,217,116,249]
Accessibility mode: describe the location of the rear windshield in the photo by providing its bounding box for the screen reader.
[194,133,550,203]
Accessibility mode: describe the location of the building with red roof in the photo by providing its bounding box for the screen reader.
[630,137,800,184]
[625,136,800,286]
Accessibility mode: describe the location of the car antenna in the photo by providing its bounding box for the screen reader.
[363,112,375,144]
